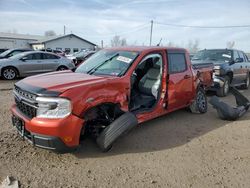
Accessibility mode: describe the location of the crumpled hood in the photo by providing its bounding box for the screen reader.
[15,71,112,96]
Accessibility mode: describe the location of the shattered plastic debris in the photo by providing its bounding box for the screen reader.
[0,176,19,188]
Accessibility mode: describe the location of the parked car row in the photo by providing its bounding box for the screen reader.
[66,50,95,66]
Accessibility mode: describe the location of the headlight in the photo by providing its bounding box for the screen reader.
[213,65,221,76]
[36,97,71,119]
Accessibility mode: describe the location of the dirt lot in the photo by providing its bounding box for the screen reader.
[0,80,250,188]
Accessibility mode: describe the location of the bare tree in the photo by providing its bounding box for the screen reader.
[111,35,127,47]
[44,30,56,37]
[226,41,235,49]
[187,39,200,53]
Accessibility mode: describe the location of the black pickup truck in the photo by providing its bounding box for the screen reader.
[192,49,250,96]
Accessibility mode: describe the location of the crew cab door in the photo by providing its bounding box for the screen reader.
[231,50,244,84]
[18,53,44,76]
[237,51,248,82]
[166,50,193,109]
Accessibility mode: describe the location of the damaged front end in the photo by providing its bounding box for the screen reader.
[209,87,250,120]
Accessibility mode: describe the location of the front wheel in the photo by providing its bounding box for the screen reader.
[57,66,68,71]
[2,67,18,80]
[216,76,230,97]
[242,74,250,89]
[189,87,207,114]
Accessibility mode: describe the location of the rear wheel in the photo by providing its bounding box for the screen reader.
[216,76,230,97]
[189,87,207,114]
[2,67,18,80]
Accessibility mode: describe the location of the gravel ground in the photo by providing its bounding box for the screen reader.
[0,79,250,188]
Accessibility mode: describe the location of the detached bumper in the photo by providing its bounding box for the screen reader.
[209,75,225,91]
[11,105,84,152]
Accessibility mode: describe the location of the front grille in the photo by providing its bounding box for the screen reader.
[14,86,37,119]
[15,98,37,119]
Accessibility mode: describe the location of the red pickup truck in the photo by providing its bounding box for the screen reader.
[11,47,213,152]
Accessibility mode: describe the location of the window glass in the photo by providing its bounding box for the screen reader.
[233,50,240,60]
[238,51,245,61]
[32,53,42,60]
[65,48,71,54]
[76,50,139,76]
[73,48,79,53]
[168,53,187,73]
[8,50,21,57]
[43,53,59,59]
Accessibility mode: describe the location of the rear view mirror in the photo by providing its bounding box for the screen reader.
[235,58,244,63]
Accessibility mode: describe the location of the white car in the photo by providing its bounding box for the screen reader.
[0,51,75,80]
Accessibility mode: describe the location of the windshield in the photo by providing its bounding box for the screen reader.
[0,49,12,57]
[75,50,139,76]
[192,50,232,62]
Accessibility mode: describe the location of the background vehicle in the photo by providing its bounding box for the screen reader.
[0,48,8,54]
[40,48,65,56]
[0,48,33,59]
[11,47,213,152]
[192,49,250,96]
[0,51,75,80]
[66,50,95,66]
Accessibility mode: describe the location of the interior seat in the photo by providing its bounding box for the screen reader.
[131,57,161,110]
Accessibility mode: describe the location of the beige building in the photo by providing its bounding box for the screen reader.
[0,32,97,54]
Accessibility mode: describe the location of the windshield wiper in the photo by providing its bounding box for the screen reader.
[87,53,119,75]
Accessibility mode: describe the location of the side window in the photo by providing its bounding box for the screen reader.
[233,50,240,61]
[25,54,33,60]
[244,54,249,62]
[238,51,245,61]
[168,53,187,74]
[43,53,60,59]
[32,53,42,60]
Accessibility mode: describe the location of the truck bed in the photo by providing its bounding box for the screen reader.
[192,62,214,89]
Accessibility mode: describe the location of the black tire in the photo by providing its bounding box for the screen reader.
[189,87,207,114]
[57,66,68,71]
[96,112,138,152]
[2,67,18,80]
[242,74,250,89]
[216,76,230,97]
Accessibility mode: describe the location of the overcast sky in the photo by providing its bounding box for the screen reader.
[0,0,250,51]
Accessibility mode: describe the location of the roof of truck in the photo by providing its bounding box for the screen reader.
[106,46,186,52]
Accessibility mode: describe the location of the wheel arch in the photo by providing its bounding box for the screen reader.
[1,66,20,77]
[226,71,233,83]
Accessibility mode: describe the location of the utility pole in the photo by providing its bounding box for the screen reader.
[63,25,66,35]
[101,40,104,48]
[149,20,153,46]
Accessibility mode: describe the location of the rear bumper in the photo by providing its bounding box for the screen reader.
[11,104,84,152]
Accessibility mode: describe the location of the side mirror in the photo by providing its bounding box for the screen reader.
[20,57,28,61]
[235,58,244,63]
[229,60,235,65]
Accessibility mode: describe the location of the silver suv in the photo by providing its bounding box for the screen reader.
[0,51,75,80]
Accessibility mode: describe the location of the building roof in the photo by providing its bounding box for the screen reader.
[29,34,97,46]
[0,32,45,40]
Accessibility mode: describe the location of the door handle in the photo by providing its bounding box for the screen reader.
[184,75,191,79]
